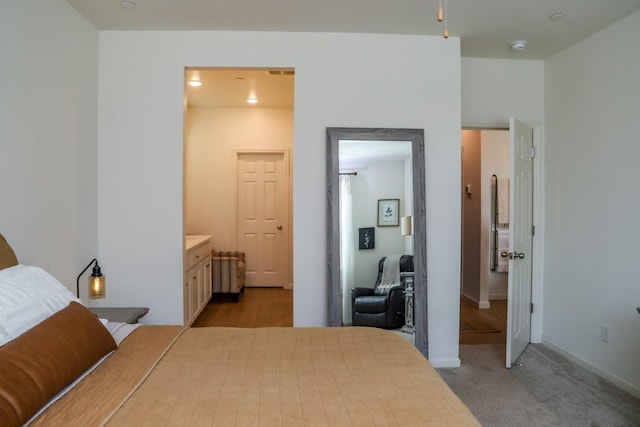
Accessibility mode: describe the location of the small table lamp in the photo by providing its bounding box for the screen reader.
[77,259,106,299]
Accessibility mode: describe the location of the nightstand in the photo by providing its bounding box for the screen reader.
[89,307,149,324]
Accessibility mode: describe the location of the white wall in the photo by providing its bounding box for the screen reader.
[543,10,640,397]
[461,57,545,341]
[462,58,545,128]
[185,107,293,248]
[403,155,414,255]
[0,1,98,292]
[351,161,407,287]
[97,31,462,365]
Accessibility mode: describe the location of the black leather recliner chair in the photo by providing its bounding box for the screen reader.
[351,255,414,329]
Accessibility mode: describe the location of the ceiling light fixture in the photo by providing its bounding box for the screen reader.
[120,1,135,9]
[549,12,565,21]
[437,0,449,39]
[510,40,528,51]
[247,97,258,104]
[188,80,203,87]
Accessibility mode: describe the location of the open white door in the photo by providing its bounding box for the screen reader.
[505,118,534,368]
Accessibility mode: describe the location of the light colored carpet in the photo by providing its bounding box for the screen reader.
[437,344,640,427]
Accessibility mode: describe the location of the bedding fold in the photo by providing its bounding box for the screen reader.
[28,325,184,426]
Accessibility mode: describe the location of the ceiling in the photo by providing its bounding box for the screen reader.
[339,140,412,170]
[69,0,640,110]
[186,68,295,108]
[67,0,640,60]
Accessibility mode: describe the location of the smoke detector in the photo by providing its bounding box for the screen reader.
[510,40,528,51]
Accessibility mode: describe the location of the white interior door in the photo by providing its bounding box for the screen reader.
[237,152,289,287]
[506,118,534,368]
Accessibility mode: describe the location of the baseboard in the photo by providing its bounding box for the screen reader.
[429,357,461,368]
[542,337,640,399]
[461,293,490,309]
[489,293,507,300]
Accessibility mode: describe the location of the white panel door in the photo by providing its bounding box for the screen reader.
[506,118,534,368]
[237,152,288,287]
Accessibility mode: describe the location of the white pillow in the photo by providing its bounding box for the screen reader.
[0,264,80,346]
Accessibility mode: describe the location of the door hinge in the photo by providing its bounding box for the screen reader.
[531,146,536,159]
[532,225,535,236]
[530,303,534,314]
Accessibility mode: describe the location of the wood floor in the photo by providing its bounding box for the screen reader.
[192,287,506,347]
[459,298,507,345]
[192,287,293,328]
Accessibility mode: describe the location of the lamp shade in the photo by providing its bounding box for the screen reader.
[77,259,106,299]
[401,216,413,236]
[88,265,106,299]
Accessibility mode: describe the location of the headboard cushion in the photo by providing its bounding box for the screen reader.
[0,301,117,427]
[0,234,18,270]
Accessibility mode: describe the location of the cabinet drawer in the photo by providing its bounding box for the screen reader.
[197,243,211,263]
[189,250,201,268]
[189,241,212,268]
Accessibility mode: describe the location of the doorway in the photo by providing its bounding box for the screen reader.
[461,129,510,311]
[460,129,509,346]
[460,122,537,367]
[183,67,294,320]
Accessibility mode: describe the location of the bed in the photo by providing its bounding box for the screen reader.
[0,234,480,426]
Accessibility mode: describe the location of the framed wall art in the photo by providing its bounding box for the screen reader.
[358,227,375,250]
[377,199,399,227]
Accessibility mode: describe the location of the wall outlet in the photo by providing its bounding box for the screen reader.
[601,325,610,344]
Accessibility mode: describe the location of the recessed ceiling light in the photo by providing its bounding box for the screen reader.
[121,1,136,9]
[247,97,259,104]
[510,40,528,51]
[549,13,565,21]
[188,80,203,87]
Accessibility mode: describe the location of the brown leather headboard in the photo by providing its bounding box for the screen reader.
[0,234,18,270]
[0,301,117,426]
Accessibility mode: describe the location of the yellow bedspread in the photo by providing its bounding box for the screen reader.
[32,327,480,426]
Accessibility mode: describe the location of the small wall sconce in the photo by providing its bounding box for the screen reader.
[77,259,106,299]
[401,216,413,236]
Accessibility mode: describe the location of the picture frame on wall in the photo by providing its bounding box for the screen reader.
[358,227,375,250]
[377,199,399,227]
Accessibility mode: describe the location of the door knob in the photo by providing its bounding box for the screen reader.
[514,252,525,259]
[500,251,510,258]
[277,225,283,230]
